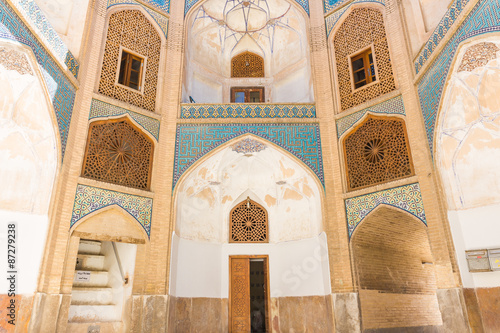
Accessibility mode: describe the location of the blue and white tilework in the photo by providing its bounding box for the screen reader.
[0,0,76,159]
[345,183,427,237]
[71,184,153,237]
[181,104,316,119]
[418,0,500,155]
[12,0,79,77]
[414,0,470,74]
[324,0,351,14]
[174,124,324,188]
[336,96,405,138]
[90,99,160,140]
[232,138,266,154]
[325,0,385,37]
[107,0,169,38]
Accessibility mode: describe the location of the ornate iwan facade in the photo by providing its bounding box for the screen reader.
[0,0,500,331]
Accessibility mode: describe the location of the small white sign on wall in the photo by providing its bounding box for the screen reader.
[75,271,91,282]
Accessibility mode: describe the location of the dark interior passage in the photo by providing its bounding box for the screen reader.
[250,259,266,333]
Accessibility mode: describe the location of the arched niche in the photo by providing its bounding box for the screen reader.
[182,0,314,103]
[170,135,330,300]
[0,41,60,294]
[174,135,323,243]
[435,36,500,288]
[350,205,441,330]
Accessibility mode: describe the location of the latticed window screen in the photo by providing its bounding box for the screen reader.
[230,198,268,243]
[333,8,396,111]
[231,52,264,78]
[344,116,413,190]
[98,10,161,112]
[82,118,154,190]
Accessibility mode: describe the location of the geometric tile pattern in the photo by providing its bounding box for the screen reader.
[345,183,427,237]
[336,95,405,138]
[324,0,349,14]
[70,184,153,237]
[325,0,385,37]
[185,0,309,16]
[414,0,471,74]
[0,0,77,160]
[173,123,324,188]
[417,0,500,155]
[107,0,169,37]
[13,0,79,77]
[90,99,160,140]
[180,103,316,119]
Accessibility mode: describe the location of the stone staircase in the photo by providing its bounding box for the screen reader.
[68,239,123,328]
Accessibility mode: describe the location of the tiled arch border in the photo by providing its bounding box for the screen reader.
[325,0,385,38]
[0,0,77,160]
[173,123,324,189]
[345,183,427,238]
[417,0,500,155]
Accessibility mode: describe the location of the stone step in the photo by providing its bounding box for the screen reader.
[78,239,102,255]
[71,287,114,305]
[73,270,109,287]
[67,305,121,324]
[76,254,105,271]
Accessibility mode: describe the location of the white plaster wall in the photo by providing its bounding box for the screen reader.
[437,39,500,288]
[35,0,91,57]
[0,46,58,295]
[0,210,49,294]
[183,0,313,103]
[419,0,453,33]
[175,136,323,243]
[101,241,137,319]
[169,232,331,298]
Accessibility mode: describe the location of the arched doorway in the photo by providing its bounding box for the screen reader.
[351,206,442,331]
[170,135,331,331]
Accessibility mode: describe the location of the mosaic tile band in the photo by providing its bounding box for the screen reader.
[180,103,316,119]
[418,0,500,155]
[325,0,385,38]
[71,184,153,237]
[0,0,76,160]
[345,183,427,237]
[13,0,79,77]
[107,0,169,38]
[414,0,470,74]
[90,99,160,140]
[174,123,324,188]
[336,96,405,138]
[185,0,309,16]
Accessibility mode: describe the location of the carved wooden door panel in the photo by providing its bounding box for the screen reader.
[230,257,251,333]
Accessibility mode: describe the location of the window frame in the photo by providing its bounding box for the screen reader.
[115,46,147,94]
[230,87,265,103]
[348,45,378,92]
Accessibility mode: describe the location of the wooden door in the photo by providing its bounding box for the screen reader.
[229,256,270,333]
[230,257,251,332]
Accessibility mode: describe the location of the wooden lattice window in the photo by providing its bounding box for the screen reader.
[344,116,413,190]
[98,10,161,112]
[231,52,264,78]
[230,197,268,243]
[82,118,154,190]
[333,8,396,111]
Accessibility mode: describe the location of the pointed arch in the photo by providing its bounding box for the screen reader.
[71,205,149,244]
[229,196,269,243]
